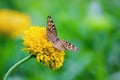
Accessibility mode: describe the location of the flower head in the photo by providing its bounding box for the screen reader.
[0,9,31,37]
[23,26,65,70]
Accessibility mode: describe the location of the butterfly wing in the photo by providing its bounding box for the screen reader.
[53,40,78,51]
[46,16,58,42]
[46,16,78,51]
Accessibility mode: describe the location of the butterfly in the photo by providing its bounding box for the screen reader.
[46,16,78,51]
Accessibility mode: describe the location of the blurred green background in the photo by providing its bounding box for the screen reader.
[0,0,120,80]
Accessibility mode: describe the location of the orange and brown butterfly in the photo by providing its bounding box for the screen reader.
[46,16,78,51]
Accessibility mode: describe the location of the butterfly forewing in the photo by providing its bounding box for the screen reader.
[60,40,78,51]
[47,16,58,42]
[53,40,78,51]
[47,16,57,36]
[46,16,78,51]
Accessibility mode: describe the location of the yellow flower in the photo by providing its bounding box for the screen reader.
[23,26,65,70]
[0,9,31,37]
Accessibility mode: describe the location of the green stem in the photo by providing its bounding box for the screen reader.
[3,54,33,80]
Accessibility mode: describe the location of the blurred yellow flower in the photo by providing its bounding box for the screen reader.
[0,9,31,37]
[23,26,65,70]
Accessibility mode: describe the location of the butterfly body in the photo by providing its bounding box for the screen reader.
[46,16,78,51]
